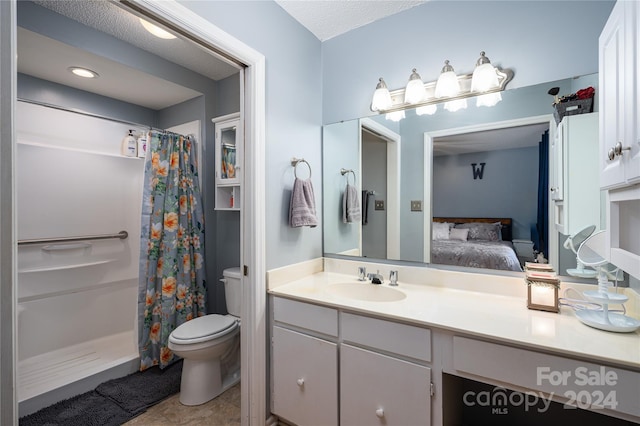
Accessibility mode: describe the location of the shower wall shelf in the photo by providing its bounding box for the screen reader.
[212,112,241,211]
[18,259,116,274]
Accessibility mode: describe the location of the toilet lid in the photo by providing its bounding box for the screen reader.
[171,314,238,341]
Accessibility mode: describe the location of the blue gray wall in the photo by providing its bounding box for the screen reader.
[180,1,324,270]
[432,146,539,240]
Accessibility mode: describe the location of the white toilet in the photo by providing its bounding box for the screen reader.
[168,267,242,406]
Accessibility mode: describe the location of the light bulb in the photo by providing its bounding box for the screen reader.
[371,78,392,111]
[434,60,460,98]
[404,69,427,104]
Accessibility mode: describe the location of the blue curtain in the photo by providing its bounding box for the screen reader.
[138,131,207,370]
[535,130,549,257]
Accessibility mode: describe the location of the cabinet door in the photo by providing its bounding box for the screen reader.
[341,344,431,426]
[627,0,640,184]
[599,0,627,189]
[272,326,338,426]
[215,118,241,185]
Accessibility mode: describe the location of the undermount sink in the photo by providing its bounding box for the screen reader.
[325,282,406,302]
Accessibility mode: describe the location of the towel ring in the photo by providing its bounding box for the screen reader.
[291,158,312,179]
[340,168,356,185]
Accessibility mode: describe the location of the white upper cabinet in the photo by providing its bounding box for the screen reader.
[552,114,600,236]
[599,0,640,189]
[212,112,242,210]
[599,1,640,279]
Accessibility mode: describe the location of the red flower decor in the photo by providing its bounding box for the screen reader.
[576,86,595,99]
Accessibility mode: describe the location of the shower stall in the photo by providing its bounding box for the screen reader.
[16,101,146,415]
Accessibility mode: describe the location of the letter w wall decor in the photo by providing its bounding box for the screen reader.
[471,163,486,180]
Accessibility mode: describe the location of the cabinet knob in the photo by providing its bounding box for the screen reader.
[375,408,385,418]
[614,141,631,156]
[549,187,555,193]
[608,147,616,161]
[296,378,304,387]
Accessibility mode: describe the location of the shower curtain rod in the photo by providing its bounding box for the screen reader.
[18,230,129,246]
[17,98,166,133]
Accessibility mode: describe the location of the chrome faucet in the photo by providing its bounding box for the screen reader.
[367,270,384,285]
[389,270,399,286]
[358,266,367,281]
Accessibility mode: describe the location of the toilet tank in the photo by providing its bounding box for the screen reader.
[222,267,242,317]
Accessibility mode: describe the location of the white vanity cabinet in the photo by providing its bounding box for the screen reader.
[212,112,241,210]
[599,0,640,279]
[340,313,432,426]
[270,297,433,426]
[271,297,339,426]
[551,113,600,236]
[599,0,640,189]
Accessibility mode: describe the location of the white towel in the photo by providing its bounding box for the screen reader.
[342,183,361,223]
[289,178,318,228]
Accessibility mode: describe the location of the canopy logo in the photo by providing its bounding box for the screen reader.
[463,386,552,415]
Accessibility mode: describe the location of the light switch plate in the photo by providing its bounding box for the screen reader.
[411,200,422,211]
[375,200,385,210]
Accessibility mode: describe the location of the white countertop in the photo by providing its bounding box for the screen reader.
[268,268,640,370]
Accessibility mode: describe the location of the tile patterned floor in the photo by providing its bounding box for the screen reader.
[123,383,241,425]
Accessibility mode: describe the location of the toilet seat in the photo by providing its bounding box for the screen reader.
[169,314,239,345]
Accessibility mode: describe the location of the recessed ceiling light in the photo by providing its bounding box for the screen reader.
[68,67,99,79]
[139,18,177,40]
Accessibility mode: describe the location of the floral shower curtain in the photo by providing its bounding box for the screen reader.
[138,130,207,371]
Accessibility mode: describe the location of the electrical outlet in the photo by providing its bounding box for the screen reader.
[411,200,422,211]
[375,200,385,210]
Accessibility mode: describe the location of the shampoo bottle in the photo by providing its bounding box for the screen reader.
[122,130,137,157]
[137,131,147,158]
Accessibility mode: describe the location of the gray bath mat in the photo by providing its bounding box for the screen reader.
[18,390,133,426]
[19,360,182,425]
[95,360,182,414]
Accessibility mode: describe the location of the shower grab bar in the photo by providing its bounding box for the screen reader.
[18,230,128,246]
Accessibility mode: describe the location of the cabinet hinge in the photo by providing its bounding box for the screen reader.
[430,382,435,397]
[243,265,248,276]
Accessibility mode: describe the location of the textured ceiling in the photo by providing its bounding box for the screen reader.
[276,0,427,41]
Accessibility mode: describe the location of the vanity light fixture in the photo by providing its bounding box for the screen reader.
[404,69,427,104]
[471,51,502,107]
[369,52,514,116]
[371,78,392,111]
[385,110,405,122]
[68,67,99,79]
[434,60,460,98]
[139,18,177,40]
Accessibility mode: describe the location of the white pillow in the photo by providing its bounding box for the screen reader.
[432,222,450,240]
[449,227,469,241]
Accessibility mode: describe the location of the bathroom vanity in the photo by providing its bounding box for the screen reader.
[268,259,640,425]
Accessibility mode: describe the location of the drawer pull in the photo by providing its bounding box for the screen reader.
[375,408,384,418]
[296,378,304,387]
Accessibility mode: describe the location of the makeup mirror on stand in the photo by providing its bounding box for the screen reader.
[575,231,640,332]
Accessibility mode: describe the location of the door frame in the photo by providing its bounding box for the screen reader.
[360,118,401,260]
[1,1,267,424]
[423,115,556,266]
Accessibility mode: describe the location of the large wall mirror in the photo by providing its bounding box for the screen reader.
[323,73,604,280]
